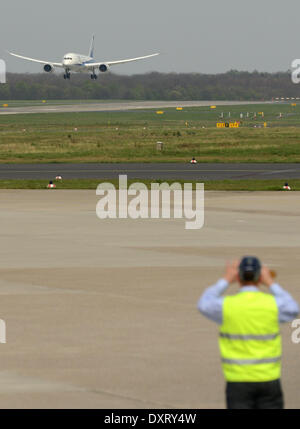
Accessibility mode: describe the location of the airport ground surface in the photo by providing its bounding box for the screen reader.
[0,190,299,409]
[1,162,300,180]
[0,100,264,115]
[1,102,300,164]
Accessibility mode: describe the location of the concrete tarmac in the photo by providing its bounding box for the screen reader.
[1,163,300,180]
[0,100,265,115]
[0,190,299,408]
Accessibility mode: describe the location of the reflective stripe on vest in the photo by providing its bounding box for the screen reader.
[219,291,281,382]
[219,333,279,341]
[221,357,281,365]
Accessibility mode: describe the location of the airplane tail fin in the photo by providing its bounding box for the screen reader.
[89,36,95,58]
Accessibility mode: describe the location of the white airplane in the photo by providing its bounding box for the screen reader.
[8,36,159,80]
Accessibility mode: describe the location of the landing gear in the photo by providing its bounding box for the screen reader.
[64,72,71,80]
[91,74,98,80]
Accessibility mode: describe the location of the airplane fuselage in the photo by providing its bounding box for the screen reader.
[62,53,95,73]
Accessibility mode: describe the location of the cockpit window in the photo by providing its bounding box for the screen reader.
[64,57,73,60]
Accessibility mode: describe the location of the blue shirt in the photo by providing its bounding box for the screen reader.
[198,279,300,325]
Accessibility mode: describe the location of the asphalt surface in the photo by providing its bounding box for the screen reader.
[1,163,300,180]
[0,100,265,115]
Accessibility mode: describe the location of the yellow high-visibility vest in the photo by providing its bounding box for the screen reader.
[219,291,281,382]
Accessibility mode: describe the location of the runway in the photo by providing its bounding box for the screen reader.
[0,100,265,115]
[1,163,300,180]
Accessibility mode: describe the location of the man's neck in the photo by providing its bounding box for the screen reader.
[241,283,259,287]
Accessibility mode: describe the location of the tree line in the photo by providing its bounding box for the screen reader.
[0,70,299,100]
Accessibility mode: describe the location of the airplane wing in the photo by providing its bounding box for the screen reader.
[84,53,160,69]
[8,52,63,68]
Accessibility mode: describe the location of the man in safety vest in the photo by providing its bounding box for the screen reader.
[198,256,299,409]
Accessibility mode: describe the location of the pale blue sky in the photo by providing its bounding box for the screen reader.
[1,0,299,74]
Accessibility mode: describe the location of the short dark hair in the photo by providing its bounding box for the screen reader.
[243,271,255,282]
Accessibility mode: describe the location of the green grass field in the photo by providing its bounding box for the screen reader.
[0,178,298,191]
[1,103,300,163]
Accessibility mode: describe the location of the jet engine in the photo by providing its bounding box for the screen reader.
[99,64,109,73]
[43,64,54,73]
